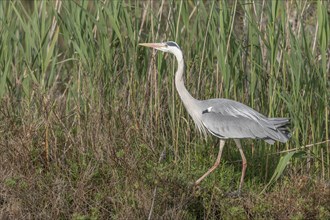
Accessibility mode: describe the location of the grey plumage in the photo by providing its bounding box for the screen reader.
[200,98,290,144]
[139,41,291,194]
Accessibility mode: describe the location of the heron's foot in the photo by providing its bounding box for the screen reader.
[192,181,201,191]
[225,189,242,198]
[186,181,201,195]
[186,181,196,189]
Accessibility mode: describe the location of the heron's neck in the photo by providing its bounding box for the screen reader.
[174,52,206,135]
[174,54,198,107]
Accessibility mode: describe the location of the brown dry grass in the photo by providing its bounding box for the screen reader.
[1,95,329,219]
[0,0,329,219]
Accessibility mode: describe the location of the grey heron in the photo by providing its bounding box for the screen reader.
[139,41,290,193]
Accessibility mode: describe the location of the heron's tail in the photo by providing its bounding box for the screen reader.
[264,118,291,144]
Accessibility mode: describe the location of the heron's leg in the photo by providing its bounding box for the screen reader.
[195,139,225,185]
[234,139,247,192]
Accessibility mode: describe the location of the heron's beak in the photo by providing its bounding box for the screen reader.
[139,43,165,50]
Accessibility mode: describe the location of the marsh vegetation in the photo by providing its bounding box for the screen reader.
[0,1,329,219]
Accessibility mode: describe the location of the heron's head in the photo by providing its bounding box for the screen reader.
[139,41,183,61]
[139,41,181,54]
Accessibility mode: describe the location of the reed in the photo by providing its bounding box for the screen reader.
[0,1,328,219]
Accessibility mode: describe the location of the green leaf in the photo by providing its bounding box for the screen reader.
[260,151,306,194]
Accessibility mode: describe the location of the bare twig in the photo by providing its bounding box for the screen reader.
[138,0,150,42]
[269,140,330,155]
[148,150,166,220]
[180,1,200,33]
[224,0,237,64]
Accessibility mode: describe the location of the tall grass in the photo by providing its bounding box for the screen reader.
[0,0,329,219]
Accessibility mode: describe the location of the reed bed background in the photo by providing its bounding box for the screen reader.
[0,0,329,219]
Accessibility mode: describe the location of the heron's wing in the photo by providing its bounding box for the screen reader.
[200,99,290,144]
